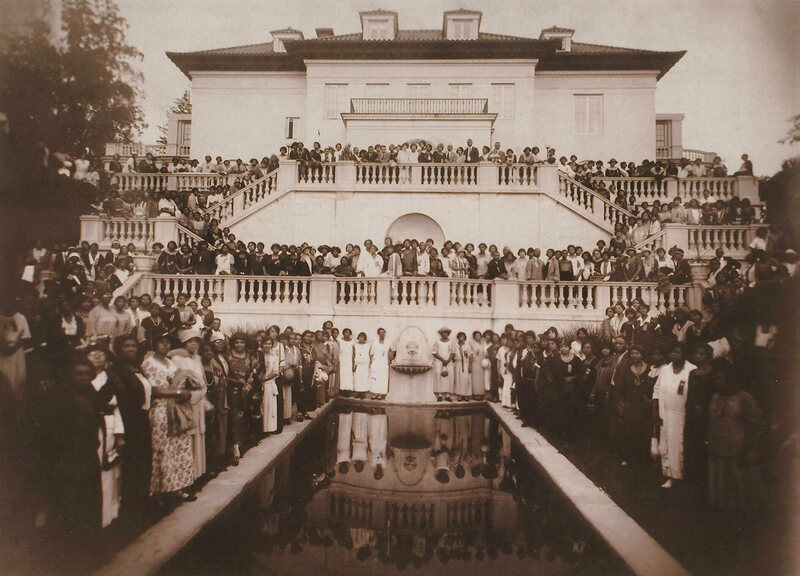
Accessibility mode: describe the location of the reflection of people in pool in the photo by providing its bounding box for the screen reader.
[403,454,418,471]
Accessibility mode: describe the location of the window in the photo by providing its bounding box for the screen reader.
[407,83,431,97]
[324,84,348,119]
[449,83,473,98]
[574,94,603,135]
[365,83,390,98]
[285,117,299,139]
[447,18,478,40]
[364,19,391,40]
[491,83,515,119]
[656,121,670,149]
[178,121,191,147]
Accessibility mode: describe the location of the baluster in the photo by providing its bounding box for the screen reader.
[390,281,399,305]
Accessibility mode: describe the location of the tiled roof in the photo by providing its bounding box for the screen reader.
[167,28,684,80]
[541,25,575,33]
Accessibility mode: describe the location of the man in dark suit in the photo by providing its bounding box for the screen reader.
[669,248,692,284]
[465,139,480,163]
[486,251,508,280]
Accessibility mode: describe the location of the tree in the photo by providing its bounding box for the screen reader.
[156,89,192,147]
[0,0,146,159]
[779,114,800,145]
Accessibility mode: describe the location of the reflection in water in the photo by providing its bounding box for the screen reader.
[163,407,629,575]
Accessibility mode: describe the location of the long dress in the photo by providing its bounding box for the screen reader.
[282,345,299,419]
[683,369,716,486]
[469,340,488,396]
[653,361,697,480]
[338,339,355,392]
[454,342,473,398]
[141,356,196,495]
[432,339,455,395]
[497,346,514,408]
[369,340,390,395]
[353,343,371,393]
[168,349,209,477]
[708,390,762,513]
[90,371,124,527]
[260,351,280,433]
[0,312,30,402]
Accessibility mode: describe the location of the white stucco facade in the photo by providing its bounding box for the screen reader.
[229,188,607,251]
[188,62,659,163]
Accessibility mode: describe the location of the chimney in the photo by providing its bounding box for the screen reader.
[315,28,334,39]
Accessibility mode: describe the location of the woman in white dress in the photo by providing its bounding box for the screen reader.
[338,329,355,396]
[369,328,390,399]
[469,331,488,399]
[168,330,209,478]
[497,337,515,409]
[85,346,125,526]
[353,333,371,397]
[258,339,281,434]
[453,332,473,401]
[432,328,455,402]
[0,304,31,403]
[652,343,696,488]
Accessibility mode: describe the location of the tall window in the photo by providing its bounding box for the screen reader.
[449,83,473,98]
[365,83,390,98]
[285,117,299,139]
[574,94,603,135]
[407,83,431,97]
[491,83,515,119]
[656,121,670,149]
[178,120,191,148]
[324,84,348,119]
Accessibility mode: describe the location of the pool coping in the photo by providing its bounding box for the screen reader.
[91,401,335,576]
[489,403,691,576]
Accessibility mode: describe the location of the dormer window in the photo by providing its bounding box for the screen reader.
[360,10,398,40]
[443,10,481,40]
[271,28,304,53]
[539,26,575,52]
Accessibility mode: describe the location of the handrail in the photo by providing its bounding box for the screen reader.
[559,172,636,219]
[633,228,667,251]
[201,168,278,223]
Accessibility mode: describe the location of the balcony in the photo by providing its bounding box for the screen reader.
[349,98,489,115]
[122,273,696,332]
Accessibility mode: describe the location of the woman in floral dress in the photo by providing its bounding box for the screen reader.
[141,335,196,501]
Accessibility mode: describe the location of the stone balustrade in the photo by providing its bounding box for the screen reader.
[637,223,764,260]
[130,273,697,332]
[558,173,634,231]
[81,215,183,250]
[202,170,278,224]
[596,175,758,205]
[291,160,544,192]
[108,172,243,193]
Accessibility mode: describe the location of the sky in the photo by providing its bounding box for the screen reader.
[120,0,799,176]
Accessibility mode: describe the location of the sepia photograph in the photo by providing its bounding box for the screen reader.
[0,1,798,575]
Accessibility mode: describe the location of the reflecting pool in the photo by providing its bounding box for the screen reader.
[162,405,629,575]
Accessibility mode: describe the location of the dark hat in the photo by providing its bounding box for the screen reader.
[230,332,249,344]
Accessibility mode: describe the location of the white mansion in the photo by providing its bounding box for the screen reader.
[166,9,686,162]
[86,9,761,335]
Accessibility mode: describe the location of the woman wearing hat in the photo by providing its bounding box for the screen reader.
[432,328,455,402]
[169,329,208,478]
[141,335,196,501]
[225,332,256,463]
[256,339,282,435]
[612,344,652,467]
[652,343,696,488]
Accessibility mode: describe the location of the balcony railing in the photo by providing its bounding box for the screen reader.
[108,172,241,193]
[104,143,167,157]
[596,175,758,205]
[635,223,764,258]
[130,274,693,322]
[350,98,489,115]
